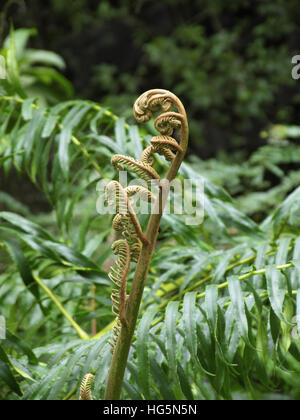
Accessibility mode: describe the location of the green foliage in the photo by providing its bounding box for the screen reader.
[1,26,300,401]
[0,27,73,104]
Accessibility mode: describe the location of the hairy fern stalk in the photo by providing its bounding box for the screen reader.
[83,89,188,400]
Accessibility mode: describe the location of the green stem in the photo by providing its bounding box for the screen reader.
[33,273,89,340]
[63,386,77,400]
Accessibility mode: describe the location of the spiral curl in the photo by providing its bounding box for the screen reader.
[107,89,188,352]
[79,373,94,400]
[111,155,160,189]
[105,180,148,351]
[108,240,131,349]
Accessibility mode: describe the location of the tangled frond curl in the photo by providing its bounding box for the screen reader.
[79,373,94,400]
[107,89,188,353]
[109,240,131,348]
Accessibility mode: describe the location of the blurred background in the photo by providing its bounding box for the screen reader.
[2,0,300,158]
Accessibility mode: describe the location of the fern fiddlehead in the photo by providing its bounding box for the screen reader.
[79,373,94,400]
[105,89,188,354]
[105,181,155,349]
[111,155,160,188]
[78,89,188,399]
[102,89,188,400]
[105,181,144,351]
[108,239,131,349]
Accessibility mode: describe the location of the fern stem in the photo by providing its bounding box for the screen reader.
[33,273,90,340]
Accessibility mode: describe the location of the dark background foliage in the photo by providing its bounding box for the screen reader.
[2,0,300,158]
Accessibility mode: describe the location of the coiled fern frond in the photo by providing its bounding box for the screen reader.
[105,89,188,357]
[108,240,131,348]
[79,89,188,400]
[79,373,94,400]
[111,155,160,188]
[105,181,145,350]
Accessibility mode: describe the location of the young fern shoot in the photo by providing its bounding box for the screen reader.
[79,374,94,400]
[79,89,188,400]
